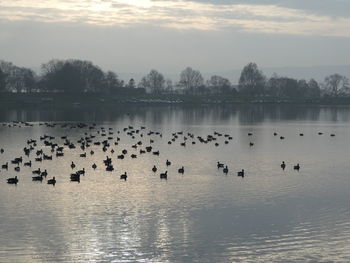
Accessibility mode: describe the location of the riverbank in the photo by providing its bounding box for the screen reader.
[1,92,349,108]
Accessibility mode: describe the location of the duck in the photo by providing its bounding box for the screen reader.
[281,161,286,170]
[14,166,20,172]
[71,162,76,169]
[237,169,245,177]
[120,172,127,180]
[249,142,254,147]
[178,166,184,174]
[47,177,56,185]
[92,163,97,169]
[166,159,171,166]
[160,171,168,179]
[223,166,229,174]
[152,165,157,173]
[7,176,18,184]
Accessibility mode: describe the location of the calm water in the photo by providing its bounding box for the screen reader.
[1,105,350,263]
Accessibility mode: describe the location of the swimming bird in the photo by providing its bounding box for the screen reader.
[71,161,76,169]
[92,163,97,169]
[178,166,184,174]
[281,161,286,170]
[223,166,229,174]
[32,174,43,181]
[166,159,171,166]
[217,162,224,169]
[237,169,245,177]
[160,171,168,179]
[2,162,8,169]
[152,165,157,173]
[294,163,300,171]
[47,177,56,185]
[120,172,127,180]
[7,176,18,184]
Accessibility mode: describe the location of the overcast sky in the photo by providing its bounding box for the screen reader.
[1,0,350,80]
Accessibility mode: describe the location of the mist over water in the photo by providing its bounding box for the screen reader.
[1,105,350,263]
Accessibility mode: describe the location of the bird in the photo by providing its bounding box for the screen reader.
[166,159,171,166]
[294,163,300,171]
[120,172,127,180]
[223,166,229,174]
[237,169,245,177]
[2,162,8,169]
[178,166,184,174]
[217,162,224,169]
[281,161,286,170]
[160,171,168,179]
[47,177,56,185]
[7,176,18,184]
[71,162,76,169]
[92,163,97,169]
[152,165,157,173]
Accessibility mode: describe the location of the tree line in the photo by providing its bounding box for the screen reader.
[0,59,349,99]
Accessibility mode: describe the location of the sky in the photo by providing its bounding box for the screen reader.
[0,0,350,82]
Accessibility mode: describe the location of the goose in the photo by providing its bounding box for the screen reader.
[153,151,160,156]
[166,159,171,166]
[178,166,184,174]
[47,177,56,185]
[41,169,48,177]
[160,171,168,179]
[237,169,245,177]
[281,161,286,170]
[217,162,224,169]
[32,174,43,181]
[92,163,97,169]
[77,168,85,175]
[70,173,80,182]
[2,162,8,169]
[294,163,300,171]
[7,176,18,184]
[152,165,157,173]
[24,160,32,167]
[131,154,137,158]
[223,166,229,174]
[120,172,127,180]
[106,166,114,172]
[32,168,41,175]
[80,153,86,158]
[71,162,76,169]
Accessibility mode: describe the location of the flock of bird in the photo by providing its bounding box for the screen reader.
[0,121,335,185]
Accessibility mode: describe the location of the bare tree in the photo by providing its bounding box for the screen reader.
[140,70,165,94]
[324,74,349,96]
[239,62,266,96]
[179,67,203,94]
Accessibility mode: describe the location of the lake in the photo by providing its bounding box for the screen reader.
[1,105,350,263]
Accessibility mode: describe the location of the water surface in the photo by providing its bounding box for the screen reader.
[0,105,350,263]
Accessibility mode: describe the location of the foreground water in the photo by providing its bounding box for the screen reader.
[1,105,350,263]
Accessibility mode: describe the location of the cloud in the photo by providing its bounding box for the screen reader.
[0,0,350,37]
